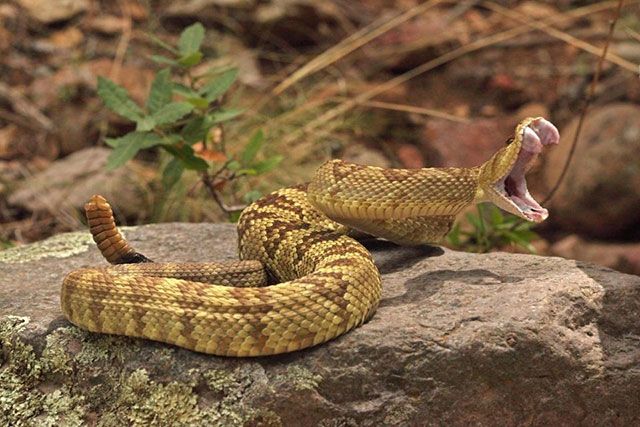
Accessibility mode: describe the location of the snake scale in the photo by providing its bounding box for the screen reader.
[61,117,559,357]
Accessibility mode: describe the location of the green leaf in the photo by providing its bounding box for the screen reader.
[211,108,243,123]
[200,68,238,102]
[465,212,482,230]
[511,229,538,241]
[236,168,258,176]
[105,132,164,170]
[228,211,242,223]
[146,33,179,54]
[146,69,173,114]
[514,220,536,231]
[151,102,194,126]
[243,190,262,204]
[178,52,203,68]
[149,55,178,66]
[162,134,183,145]
[162,158,184,189]
[173,83,199,98]
[253,155,283,174]
[227,160,241,171]
[241,130,264,165]
[181,117,208,144]
[186,97,209,110]
[178,22,205,56]
[446,223,461,247]
[489,206,503,225]
[163,144,208,171]
[135,116,156,132]
[105,131,164,148]
[503,230,536,253]
[97,77,143,121]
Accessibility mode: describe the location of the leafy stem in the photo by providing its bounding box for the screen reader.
[96,22,282,221]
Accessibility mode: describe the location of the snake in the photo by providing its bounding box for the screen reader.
[60,117,559,357]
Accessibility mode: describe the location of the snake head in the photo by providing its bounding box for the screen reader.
[478,117,559,223]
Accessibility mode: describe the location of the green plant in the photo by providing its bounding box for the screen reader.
[447,203,539,253]
[96,22,282,219]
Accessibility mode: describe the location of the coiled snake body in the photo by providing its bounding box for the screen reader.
[61,117,559,356]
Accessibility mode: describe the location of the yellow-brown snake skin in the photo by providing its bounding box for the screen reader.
[61,117,559,357]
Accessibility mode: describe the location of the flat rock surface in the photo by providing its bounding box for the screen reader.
[1,223,640,426]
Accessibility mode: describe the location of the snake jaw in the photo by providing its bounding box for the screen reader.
[490,118,559,223]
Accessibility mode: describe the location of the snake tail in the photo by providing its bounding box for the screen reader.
[85,195,152,264]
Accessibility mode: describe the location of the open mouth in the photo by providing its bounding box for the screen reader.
[493,118,559,222]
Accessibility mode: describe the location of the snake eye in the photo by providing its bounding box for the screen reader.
[505,137,514,146]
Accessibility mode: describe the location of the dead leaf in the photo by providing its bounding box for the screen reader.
[17,0,88,24]
[47,27,84,49]
[85,15,128,35]
[193,142,227,162]
[0,125,17,159]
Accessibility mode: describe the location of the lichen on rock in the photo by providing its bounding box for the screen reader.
[0,232,94,264]
[0,316,86,426]
[277,365,323,391]
[0,317,278,426]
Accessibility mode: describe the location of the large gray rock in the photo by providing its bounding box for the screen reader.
[1,223,640,426]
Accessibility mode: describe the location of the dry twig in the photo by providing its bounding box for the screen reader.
[281,0,632,147]
[484,1,636,73]
[0,82,53,131]
[272,0,446,95]
[542,0,626,204]
[110,0,133,81]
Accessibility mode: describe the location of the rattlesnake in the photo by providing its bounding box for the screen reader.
[61,117,559,357]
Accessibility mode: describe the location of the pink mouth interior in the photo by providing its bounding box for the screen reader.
[498,118,560,222]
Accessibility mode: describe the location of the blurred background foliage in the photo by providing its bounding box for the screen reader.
[0,0,639,274]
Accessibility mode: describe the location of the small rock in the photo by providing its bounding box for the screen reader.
[552,235,640,276]
[396,143,424,168]
[373,7,469,70]
[341,143,390,168]
[515,102,549,120]
[8,147,151,220]
[422,116,515,167]
[29,58,154,110]
[543,104,640,238]
[17,0,89,24]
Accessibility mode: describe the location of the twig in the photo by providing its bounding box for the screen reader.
[272,0,445,95]
[626,27,640,42]
[491,28,628,49]
[0,82,53,131]
[484,2,635,73]
[201,171,246,214]
[280,0,627,147]
[111,0,133,81]
[542,0,625,204]
[334,98,470,123]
